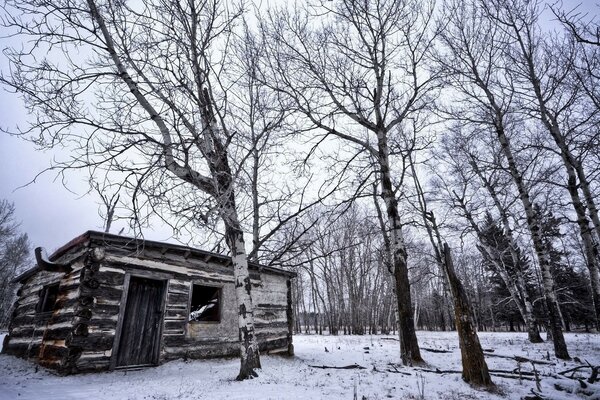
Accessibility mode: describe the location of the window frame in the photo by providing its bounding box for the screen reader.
[36,282,60,315]
[187,283,222,324]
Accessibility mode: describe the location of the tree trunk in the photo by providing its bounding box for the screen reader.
[376,129,422,365]
[510,21,600,330]
[468,158,543,343]
[494,124,570,359]
[575,162,600,242]
[443,244,494,387]
[561,162,600,330]
[250,147,260,262]
[454,194,543,343]
[225,222,261,380]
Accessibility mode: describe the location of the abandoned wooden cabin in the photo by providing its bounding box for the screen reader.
[2,231,295,374]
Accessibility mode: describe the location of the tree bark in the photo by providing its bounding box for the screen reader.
[410,159,492,386]
[377,130,422,365]
[444,17,569,355]
[494,124,570,359]
[575,162,600,242]
[560,160,600,330]
[467,157,543,343]
[443,244,494,387]
[225,220,261,380]
[505,6,600,330]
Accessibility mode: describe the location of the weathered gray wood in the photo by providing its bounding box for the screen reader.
[5,232,295,375]
[286,278,294,356]
[115,277,165,367]
[109,272,130,370]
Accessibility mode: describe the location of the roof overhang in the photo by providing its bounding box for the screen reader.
[14,230,296,283]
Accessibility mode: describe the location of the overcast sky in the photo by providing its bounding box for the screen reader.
[0,89,121,251]
[0,87,178,252]
[1,0,597,253]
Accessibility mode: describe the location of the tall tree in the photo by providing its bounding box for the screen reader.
[484,0,600,330]
[433,128,544,343]
[260,0,440,365]
[0,200,31,328]
[437,0,569,358]
[0,0,273,379]
[410,159,493,387]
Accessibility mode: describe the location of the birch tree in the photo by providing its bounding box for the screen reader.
[435,129,544,343]
[1,0,271,379]
[483,0,600,331]
[260,0,440,365]
[0,200,31,328]
[437,0,569,358]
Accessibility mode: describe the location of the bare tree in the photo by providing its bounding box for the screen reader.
[259,0,441,365]
[409,157,493,387]
[89,174,122,233]
[436,0,569,358]
[0,200,31,328]
[483,0,600,331]
[0,0,274,379]
[435,129,544,343]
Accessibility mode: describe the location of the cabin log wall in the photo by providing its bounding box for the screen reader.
[3,233,295,374]
[3,247,90,372]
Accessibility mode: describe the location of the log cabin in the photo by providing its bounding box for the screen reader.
[2,231,295,374]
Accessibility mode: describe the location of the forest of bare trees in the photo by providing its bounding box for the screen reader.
[1,0,599,386]
[0,200,31,328]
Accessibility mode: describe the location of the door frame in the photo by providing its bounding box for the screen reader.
[110,272,169,369]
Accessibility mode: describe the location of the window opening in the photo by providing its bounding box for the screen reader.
[189,285,220,322]
[36,283,59,313]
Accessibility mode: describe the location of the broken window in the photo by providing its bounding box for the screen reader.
[36,283,59,313]
[189,285,221,322]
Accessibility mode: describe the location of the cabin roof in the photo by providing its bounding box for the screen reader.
[15,230,296,283]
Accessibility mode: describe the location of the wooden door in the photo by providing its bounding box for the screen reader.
[116,277,166,367]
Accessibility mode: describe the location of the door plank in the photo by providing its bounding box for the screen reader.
[116,277,165,367]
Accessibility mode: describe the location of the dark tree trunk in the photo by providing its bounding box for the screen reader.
[377,129,422,365]
[392,256,423,365]
[443,244,494,387]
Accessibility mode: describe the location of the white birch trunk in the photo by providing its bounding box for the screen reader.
[469,160,542,342]
[225,210,261,380]
[511,24,600,330]
[494,124,570,359]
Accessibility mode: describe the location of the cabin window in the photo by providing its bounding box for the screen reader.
[36,283,59,314]
[189,285,221,322]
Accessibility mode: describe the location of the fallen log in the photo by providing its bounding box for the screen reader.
[491,373,535,381]
[421,347,452,354]
[385,363,412,375]
[489,368,535,377]
[523,389,550,400]
[415,367,538,381]
[483,352,555,365]
[415,367,461,374]
[309,364,366,370]
[558,364,600,383]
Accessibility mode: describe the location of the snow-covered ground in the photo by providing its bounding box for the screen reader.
[1,331,599,400]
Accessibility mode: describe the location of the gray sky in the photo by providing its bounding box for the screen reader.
[1,0,597,253]
[0,88,178,252]
[0,88,115,251]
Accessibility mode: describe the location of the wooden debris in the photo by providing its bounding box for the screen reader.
[483,352,555,366]
[309,364,366,370]
[386,363,412,375]
[421,347,452,354]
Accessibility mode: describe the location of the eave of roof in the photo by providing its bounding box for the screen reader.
[15,230,296,283]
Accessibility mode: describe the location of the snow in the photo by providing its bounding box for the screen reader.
[1,331,599,400]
